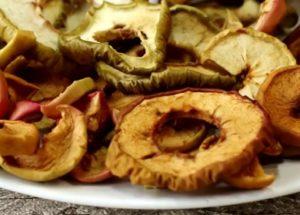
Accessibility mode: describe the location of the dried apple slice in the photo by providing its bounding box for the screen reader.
[0,120,39,156]
[60,0,170,75]
[41,77,95,118]
[257,66,300,147]
[0,105,87,181]
[71,147,112,183]
[202,28,296,99]
[98,62,235,94]
[77,91,111,132]
[255,0,287,34]
[106,89,275,191]
[224,157,274,189]
[0,30,35,69]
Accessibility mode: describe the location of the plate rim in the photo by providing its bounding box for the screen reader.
[0,159,300,210]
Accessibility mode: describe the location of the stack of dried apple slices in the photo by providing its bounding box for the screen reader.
[0,0,298,193]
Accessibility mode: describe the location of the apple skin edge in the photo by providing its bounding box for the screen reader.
[9,100,41,121]
[0,72,9,119]
[71,168,112,183]
[255,0,287,34]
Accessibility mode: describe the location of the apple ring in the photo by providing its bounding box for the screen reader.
[106,89,275,191]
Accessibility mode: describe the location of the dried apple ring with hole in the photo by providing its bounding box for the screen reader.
[201,28,296,99]
[0,120,39,156]
[0,105,87,181]
[106,89,275,191]
[257,66,300,147]
[60,0,170,75]
[224,157,275,189]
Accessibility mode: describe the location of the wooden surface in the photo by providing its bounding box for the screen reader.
[0,189,299,214]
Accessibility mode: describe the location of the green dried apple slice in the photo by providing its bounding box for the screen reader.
[60,0,170,75]
[97,61,235,94]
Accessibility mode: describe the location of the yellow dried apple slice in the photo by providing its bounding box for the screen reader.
[0,105,87,181]
[201,28,296,99]
[257,66,300,147]
[224,157,274,189]
[0,120,39,156]
[106,89,275,191]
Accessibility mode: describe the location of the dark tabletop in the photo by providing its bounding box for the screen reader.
[0,189,300,215]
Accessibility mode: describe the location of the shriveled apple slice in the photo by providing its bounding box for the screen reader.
[224,157,274,189]
[71,147,112,183]
[255,0,287,34]
[0,105,87,181]
[106,89,275,191]
[257,66,300,147]
[0,72,9,118]
[41,77,95,118]
[202,28,296,99]
[0,120,39,156]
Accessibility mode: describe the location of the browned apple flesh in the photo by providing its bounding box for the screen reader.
[106,89,276,191]
[257,66,300,147]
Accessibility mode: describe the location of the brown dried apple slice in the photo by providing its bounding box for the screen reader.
[201,28,296,99]
[0,120,39,156]
[257,66,300,147]
[224,157,274,189]
[71,147,112,183]
[106,89,275,191]
[0,105,87,181]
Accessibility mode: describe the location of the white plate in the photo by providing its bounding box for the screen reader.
[0,159,299,209]
[0,0,300,210]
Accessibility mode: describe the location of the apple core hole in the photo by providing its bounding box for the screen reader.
[153,112,219,153]
[291,100,300,118]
